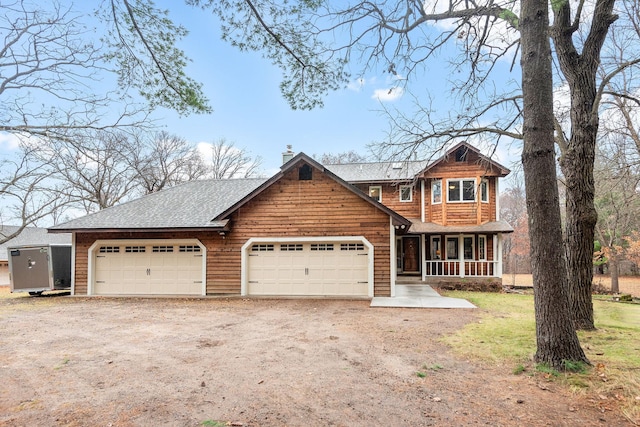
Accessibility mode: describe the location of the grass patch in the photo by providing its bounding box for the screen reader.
[416,371,426,378]
[441,290,640,423]
[201,421,227,427]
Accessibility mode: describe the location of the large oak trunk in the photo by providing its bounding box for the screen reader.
[520,0,588,369]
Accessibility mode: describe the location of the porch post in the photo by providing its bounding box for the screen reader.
[496,233,503,278]
[421,234,426,281]
[458,236,465,278]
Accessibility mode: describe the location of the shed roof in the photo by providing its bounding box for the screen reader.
[49,178,267,232]
[1,226,72,260]
[407,219,514,234]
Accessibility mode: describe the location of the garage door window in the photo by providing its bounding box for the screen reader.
[252,244,274,252]
[281,244,303,251]
[153,245,174,253]
[311,243,334,251]
[340,243,365,251]
[125,246,146,253]
[99,246,120,253]
[179,245,201,252]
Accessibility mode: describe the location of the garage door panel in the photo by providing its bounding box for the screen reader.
[247,240,369,297]
[94,242,203,296]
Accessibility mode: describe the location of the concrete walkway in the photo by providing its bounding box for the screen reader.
[370,284,476,309]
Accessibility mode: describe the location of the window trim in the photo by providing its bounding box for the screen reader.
[369,185,382,202]
[446,178,477,203]
[480,179,489,203]
[399,184,413,202]
[431,179,442,204]
[478,235,487,261]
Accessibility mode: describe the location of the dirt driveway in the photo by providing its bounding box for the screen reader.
[0,295,628,426]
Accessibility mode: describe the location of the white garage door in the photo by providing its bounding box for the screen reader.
[247,241,370,296]
[93,242,204,295]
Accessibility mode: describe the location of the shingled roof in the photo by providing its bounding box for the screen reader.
[1,226,71,261]
[49,178,267,232]
[324,160,430,183]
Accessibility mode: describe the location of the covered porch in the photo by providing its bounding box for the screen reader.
[396,220,514,282]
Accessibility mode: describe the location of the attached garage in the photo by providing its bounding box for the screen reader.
[242,237,373,297]
[88,240,206,296]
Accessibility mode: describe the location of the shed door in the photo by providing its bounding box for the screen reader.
[94,242,203,295]
[247,241,369,296]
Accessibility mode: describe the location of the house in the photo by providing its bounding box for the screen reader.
[49,142,512,297]
[0,226,72,286]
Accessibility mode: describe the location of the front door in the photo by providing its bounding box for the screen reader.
[401,236,421,274]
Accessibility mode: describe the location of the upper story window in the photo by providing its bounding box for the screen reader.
[369,186,382,202]
[299,164,312,180]
[448,178,476,202]
[480,179,489,203]
[399,185,412,202]
[432,180,442,204]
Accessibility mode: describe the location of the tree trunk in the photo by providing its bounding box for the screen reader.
[552,0,618,331]
[610,255,619,294]
[520,0,589,369]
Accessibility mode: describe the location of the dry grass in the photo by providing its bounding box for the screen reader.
[505,273,640,297]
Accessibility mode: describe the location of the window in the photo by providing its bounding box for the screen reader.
[311,243,334,251]
[299,164,312,180]
[447,179,476,202]
[99,246,120,253]
[432,180,442,204]
[152,245,174,253]
[478,235,486,260]
[463,236,474,260]
[179,245,201,253]
[481,179,489,203]
[399,185,412,202]
[251,244,274,252]
[341,243,365,251]
[446,237,458,260]
[369,186,382,202]
[455,147,468,162]
[431,236,441,260]
[125,246,146,253]
[281,244,303,251]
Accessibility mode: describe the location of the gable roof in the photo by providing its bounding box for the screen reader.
[48,153,412,233]
[420,141,511,177]
[49,178,267,232]
[213,153,412,228]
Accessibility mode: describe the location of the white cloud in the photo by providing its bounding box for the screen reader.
[372,86,404,102]
[347,78,366,92]
[0,132,22,150]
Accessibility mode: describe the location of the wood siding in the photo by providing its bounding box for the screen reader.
[353,182,421,219]
[73,163,394,297]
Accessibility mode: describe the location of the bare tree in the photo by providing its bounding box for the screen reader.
[38,132,138,214]
[0,143,67,244]
[126,131,208,194]
[316,151,370,165]
[206,139,262,179]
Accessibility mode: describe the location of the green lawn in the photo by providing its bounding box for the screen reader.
[441,290,640,422]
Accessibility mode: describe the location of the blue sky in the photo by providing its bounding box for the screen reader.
[150,1,522,173]
[0,1,522,175]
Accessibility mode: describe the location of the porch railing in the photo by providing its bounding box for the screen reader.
[424,260,498,277]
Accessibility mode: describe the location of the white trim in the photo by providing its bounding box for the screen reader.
[241,236,375,297]
[399,184,413,202]
[390,218,396,297]
[420,180,425,222]
[70,232,76,296]
[480,179,489,203]
[87,238,207,296]
[446,177,477,203]
[497,233,503,278]
[496,178,501,220]
[478,235,487,261]
[420,233,426,281]
[368,185,382,202]
[431,179,442,204]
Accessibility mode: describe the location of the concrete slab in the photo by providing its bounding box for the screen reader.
[370,284,476,309]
